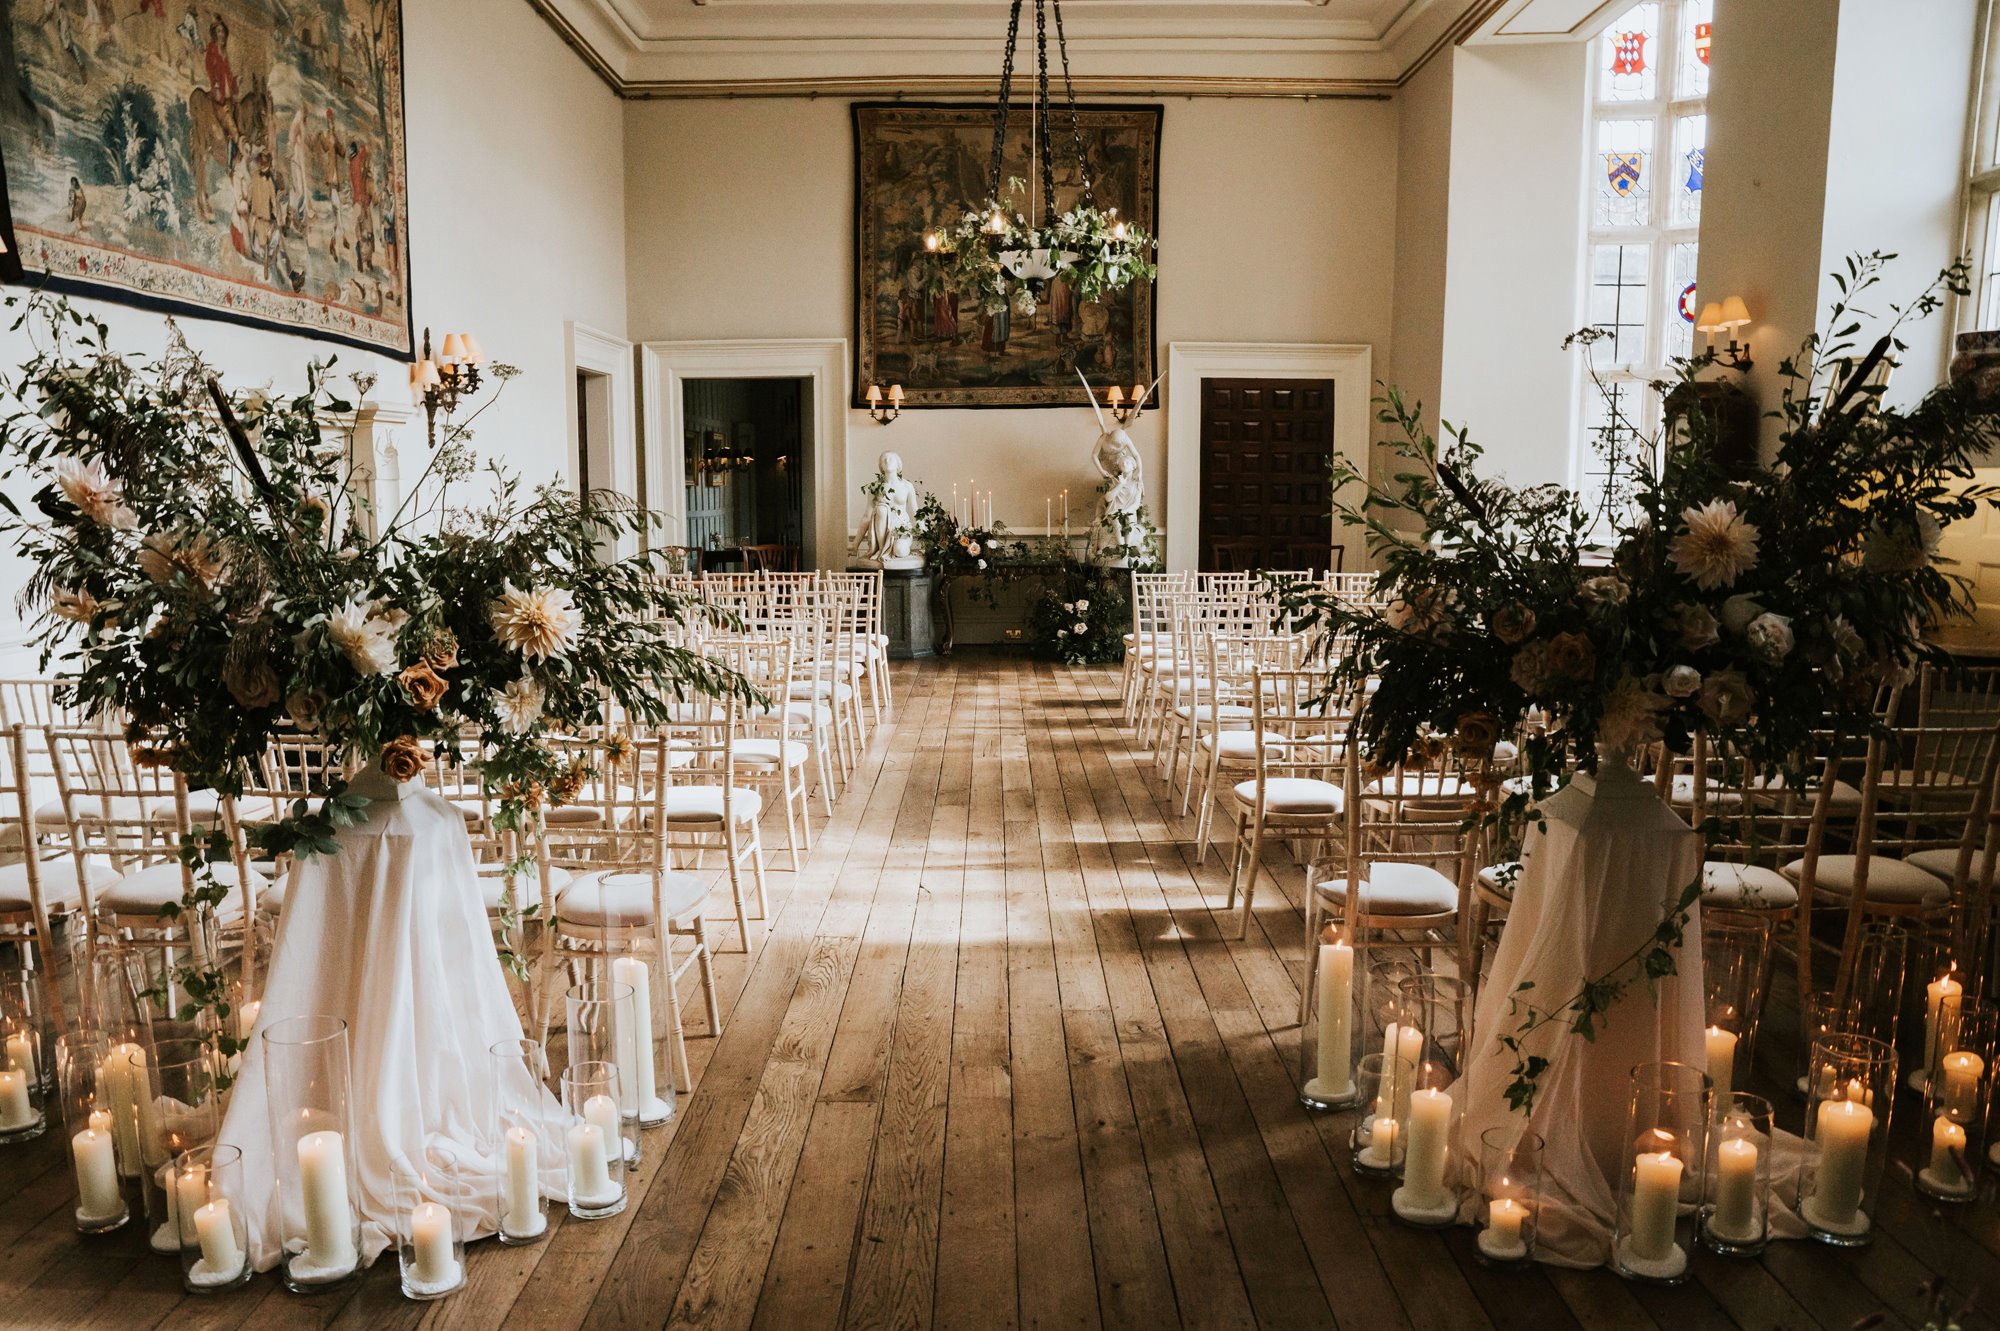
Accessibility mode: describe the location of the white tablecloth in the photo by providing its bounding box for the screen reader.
[218,778,566,1271]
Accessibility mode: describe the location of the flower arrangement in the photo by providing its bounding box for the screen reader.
[911,491,1010,580]
[1026,559,1130,665]
[923,178,1157,318]
[0,294,752,1044]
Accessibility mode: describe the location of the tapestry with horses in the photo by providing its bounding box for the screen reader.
[0,1,411,356]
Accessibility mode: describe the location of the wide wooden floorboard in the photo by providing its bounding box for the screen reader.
[14,654,2000,1329]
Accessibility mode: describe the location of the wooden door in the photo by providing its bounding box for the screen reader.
[1198,378,1337,572]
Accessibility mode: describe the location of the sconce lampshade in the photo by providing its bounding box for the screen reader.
[1719,295,1752,329]
[439,332,467,364]
[1694,302,1725,334]
[462,334,486,364]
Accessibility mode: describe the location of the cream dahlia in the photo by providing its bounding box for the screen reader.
[54,457,137,529]
[498,673,546,735]
[1667,500,1760,590]
[326,597,404,676]
[1598,675,1670,751]
[137,529,225,588]
[488,581,581,662]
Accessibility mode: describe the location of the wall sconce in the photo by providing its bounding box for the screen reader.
[409,326,485,448]
[1101,384,1150,426]
[1695,295,1753,371]
[866,383,903,425]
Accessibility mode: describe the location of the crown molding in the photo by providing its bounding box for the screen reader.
[526,0,1504,98]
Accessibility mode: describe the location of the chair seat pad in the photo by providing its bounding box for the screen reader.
[1701,860,1798,908]
[1314,861,1458,916]
[100,861,265,920]
[0,854,115,912]
[1174,703,1254,724]
[1904,847,1971,880]
[1476,862,1521,900]
[475,862,572,912]
[1200,731,1287,760]
[789,679,855,704]
[1667,775,1745,808]
[1783,854,1950,905]
[557,869,708,927]
[664,786,763,824]
[1231,777,1343,815]
[731,738,808,769]
[781,700,834,728]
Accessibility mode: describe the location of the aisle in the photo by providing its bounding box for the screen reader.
[0,655,1989,1329]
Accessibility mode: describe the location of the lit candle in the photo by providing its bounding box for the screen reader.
[923,232,940,252]
[1379,1023,1423,1124]
[1046,498,1052,533]
[567,1121,614,1204]
[1397,1086,1454,1213]
[6,1031,36,1084]
[105,1043,146,1174]
[1709,1137,1759,1242]
[237,1001,262,1040]
[1924,1116,1973,1196]
[296,1129,356,1272]
[1358,1113,1398,1171]
[503,1125,541,1238]
[1706,1026,1738,1113]
[611,956,658,1116]
[1940,1050,1985,1121]
[1805,1097,1873,1232]
[1479,1197,1528,1262]
[408,1200,461,1287]
[193,1199,244,1281]
[72,1112,121,1222]
[1924,969,1963,1087]
[1627,1151,1684,1263]
[0,1068,32,1131]
[1305,931,1354,1101]
[175,1160,208,1244]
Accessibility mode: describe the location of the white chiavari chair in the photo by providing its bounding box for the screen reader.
[661,690,768,951]
[1123,572,1190,727]
[0,722,97,1028]
[1219,665,1350,939]
[754,582,840,812]
[717,635,813,872]
[1153,591,1261,780]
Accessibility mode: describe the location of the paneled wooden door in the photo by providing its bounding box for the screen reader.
[1197,378,1337,572]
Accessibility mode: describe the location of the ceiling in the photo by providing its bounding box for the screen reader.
[526,0,1506,97]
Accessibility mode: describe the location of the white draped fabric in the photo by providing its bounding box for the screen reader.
[1454,758,1708,1268]
[217,777,566,1272]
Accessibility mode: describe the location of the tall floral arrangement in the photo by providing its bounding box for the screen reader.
[0,294,752,1043]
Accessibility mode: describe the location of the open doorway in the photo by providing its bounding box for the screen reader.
[682,377,809,571]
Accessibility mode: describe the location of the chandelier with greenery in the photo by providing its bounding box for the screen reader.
[921,0,1157,317]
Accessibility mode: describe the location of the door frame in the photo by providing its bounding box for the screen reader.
[1164,341,1372,574]
[638,339,849,569]
[567,322,639,555]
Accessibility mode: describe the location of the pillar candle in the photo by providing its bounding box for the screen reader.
[1705,1026,1738,1112]
[1928,1116,1970,1186]
[296,1129,356,1270]
[1400,1087,1453,1209]
[5,1032,35,1083]
[1358,1113,1398,1170]
[1810,1097,1873,1227]
[585,1093,621,1144]
[1627,1151,1683,1262]
[612,956,658,1112]
[408,1201,460,1286]
[1940,1050,1985,1122]
[175,1161,208,1244]
[567,1121,613,1202]
[1924,971,1963,1083]
[105,1043,145,1173]
[0,1068,32,1130]
[1380,1023,1423,1124]
[1311,934,1353,1097]
[1710,1137,1759,1240]
[1479,1198,1528,1261]
[503,1125,540,1236]
[193,1199,243,1280]
[72,1113,121,1221]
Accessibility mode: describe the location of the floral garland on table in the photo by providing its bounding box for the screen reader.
[1025,558,1130,665]
[1279,254,2000,1111]
[0,293,755,1063]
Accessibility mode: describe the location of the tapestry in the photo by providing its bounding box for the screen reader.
[0,1,411,356]
[853,102,1160,409]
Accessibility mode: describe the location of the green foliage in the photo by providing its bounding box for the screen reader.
[920,180,1157,316]
[1026,560,1129,665]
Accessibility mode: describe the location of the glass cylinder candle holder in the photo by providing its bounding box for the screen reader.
[57,1029,128,1233]
[1394,973,1469,1082]
[1797,923,1907,1097]
[87,942,158,1039]
[1800,1032,1895,1245]
[394,1156,469,1300]
[175,1144,251,1292]
[1920,998,1996,1200]
[1916,953,1964,1094]
[0,969,47,1141]
[1390,1060,1460,1227]
[1299,924,1361,1110]
[1476,1128,1543,1267]
[262,1014,360,1290]
[563,980,643,1160]
[1702,912,1773,1066]
[562,1060,629,1219]
[491,1038,551,1245]
[1350,1051,1414,1178]
[1701,1092,1773,1255]
[142,1038,221,1254]
[609,950,674,1127]
[1611,1061,1708,1283]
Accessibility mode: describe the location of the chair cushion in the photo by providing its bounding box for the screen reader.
[475,862,572,913]
[788,679,855,704]
[1782,854,1950,905]
[780,700,833,728]
[1904,847,1971,881]
[0,854,115,912]
[556,869,708,927]
[1476,862,1521,900]
[1173,703,1254,724]
[664,786,763,824]
[98,861,265,921]
[1231,777,1343,815]
[731,738,808,769]
[1700,860,1798,908]
[1199,731,1288,760]
[1313,861,1458,916]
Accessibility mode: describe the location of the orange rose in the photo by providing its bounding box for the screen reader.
[1454,711,1501,755]
[1547,631,1596,681]
[377,735,428,783]
[421,632,460,672]
[1490,604,1536,645]
[398,661,450,711]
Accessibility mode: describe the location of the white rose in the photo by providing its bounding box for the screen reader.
[1073,621,1088,634]
[1062,602,1075,614]
[1075,599,1090,612]
[1671,602,1720,651]
[978,559,988,569]
[1720,594,1765,635]
[1662,665,1703,698]
[1579,575,1629,607]
[1745,612,1795,663]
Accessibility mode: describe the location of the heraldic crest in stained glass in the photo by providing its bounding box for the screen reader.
[1694,22,1712,65]
[1679,283,1699,324]
[1606,153,1643,198]
[1685,147,1704,193]
[1611,31,1648,75]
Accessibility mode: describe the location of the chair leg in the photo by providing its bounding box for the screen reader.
[781,782,803,873]
[658,932,693,1095]
[722,842,752,952]
[695,915,721,1032]
[748,822,770,921]
[1236,822,1266,941]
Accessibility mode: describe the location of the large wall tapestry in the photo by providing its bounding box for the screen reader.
[0,1,411,356]
[853,102,1160,409]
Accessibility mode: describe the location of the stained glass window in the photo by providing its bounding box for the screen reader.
[1597,3,1658,103]
[1588,244,1651,366]
[1675,0,1713,100]
[1667,241,1700,360]
[1595,120,1653,227]
[1670,115,1705,227]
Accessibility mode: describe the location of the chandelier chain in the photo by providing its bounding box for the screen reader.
[987,0,1025,199]
[1049,0,1096,207]
[1034,0,1057,226]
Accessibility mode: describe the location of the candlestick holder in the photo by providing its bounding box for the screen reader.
[262,1014,360,1291]
[491,1038,552,1245]
[1800,1032,1894,1245]
[395,1153,468,1300]
[1919,998,1995,1201]
[1298,926,1360,1110]
[1350,1051,1414,1178]
[1611,1061,1708,1283]
[1390,1060,1460,1227]
[1701,1092,1773,1255]
[56,1030,128,1233]
[142,1038,221,1254]
[0,968,48,1141]
[1475,1128,1542,1268]
[562,1060,629,1219]
[563,979,644,1159]
[1796,922,1906,1097]
[174,1144,251,1292]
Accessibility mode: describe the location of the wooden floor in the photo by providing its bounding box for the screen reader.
[5,654,2000,1329]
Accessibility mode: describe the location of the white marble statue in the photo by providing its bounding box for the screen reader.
[854,449,923,568]
[1081,372,1162,565]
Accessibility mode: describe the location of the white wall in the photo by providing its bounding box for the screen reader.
[622,95,1402,546]
[0,0,629,651]
[1390,50,1454,445]
[1437,41,1587,487]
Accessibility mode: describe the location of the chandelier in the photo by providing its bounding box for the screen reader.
[921,0,1156,318]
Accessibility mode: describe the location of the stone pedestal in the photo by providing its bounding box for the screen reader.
[867,565,934,659]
